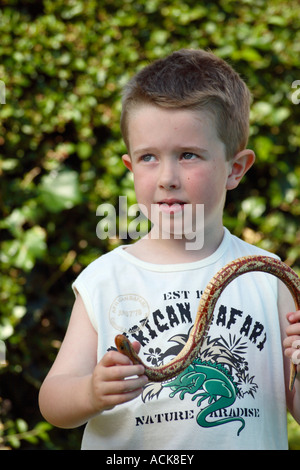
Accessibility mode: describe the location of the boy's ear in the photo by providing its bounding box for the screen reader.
[122,154,133,172]
[226,149,255,190]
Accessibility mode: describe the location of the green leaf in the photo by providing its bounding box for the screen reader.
[7,435,21,449]
[0,226,47,271]
[38,169,82,213]
[241,196,266,220]
[77,141,93,159]
[16,419,28,433]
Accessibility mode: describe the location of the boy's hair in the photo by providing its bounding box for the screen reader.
[120,49,251,159]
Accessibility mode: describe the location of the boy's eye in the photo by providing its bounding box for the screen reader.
[141,154,156,162]
[181,152,198,160]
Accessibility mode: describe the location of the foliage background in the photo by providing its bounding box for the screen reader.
[0,0,299,450]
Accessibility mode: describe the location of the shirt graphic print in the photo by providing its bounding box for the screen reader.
[110,286,267,437]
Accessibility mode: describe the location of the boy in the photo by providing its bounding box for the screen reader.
[39,49,300,449]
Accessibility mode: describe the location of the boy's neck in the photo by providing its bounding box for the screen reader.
[124,225,225,264]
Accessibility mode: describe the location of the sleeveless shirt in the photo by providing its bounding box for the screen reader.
[72,228,288,450]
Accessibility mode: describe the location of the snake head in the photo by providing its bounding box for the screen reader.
[115,334,130,354]
[115,334,145,368]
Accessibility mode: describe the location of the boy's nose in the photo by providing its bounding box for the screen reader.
[158,161,180,190]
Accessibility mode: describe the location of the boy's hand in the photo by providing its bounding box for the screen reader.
[89,342,148,413]
[284,311,300,375]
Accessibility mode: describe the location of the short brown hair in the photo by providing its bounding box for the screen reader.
[120,49,251,159]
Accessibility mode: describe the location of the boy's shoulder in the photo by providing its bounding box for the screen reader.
[76,245,125,279]
[228,230,280,260]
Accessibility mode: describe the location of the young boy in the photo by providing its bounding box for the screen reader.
[39,49,300,450]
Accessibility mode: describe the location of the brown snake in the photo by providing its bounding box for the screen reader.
[115,255,300,390]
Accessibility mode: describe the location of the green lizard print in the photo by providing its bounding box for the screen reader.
[163,359,245,436]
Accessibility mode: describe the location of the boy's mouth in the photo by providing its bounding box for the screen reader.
[157,199,186,214]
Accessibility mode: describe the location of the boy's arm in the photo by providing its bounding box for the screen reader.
[278,280,300,423]
[38,294,147,429]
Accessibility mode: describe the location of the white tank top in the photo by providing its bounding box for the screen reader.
[72,228,288,450]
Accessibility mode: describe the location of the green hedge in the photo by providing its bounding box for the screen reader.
[0,0,299,449]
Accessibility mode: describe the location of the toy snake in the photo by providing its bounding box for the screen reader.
[115,256,300,390]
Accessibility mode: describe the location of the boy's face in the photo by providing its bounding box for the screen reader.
[122,104,251,239]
